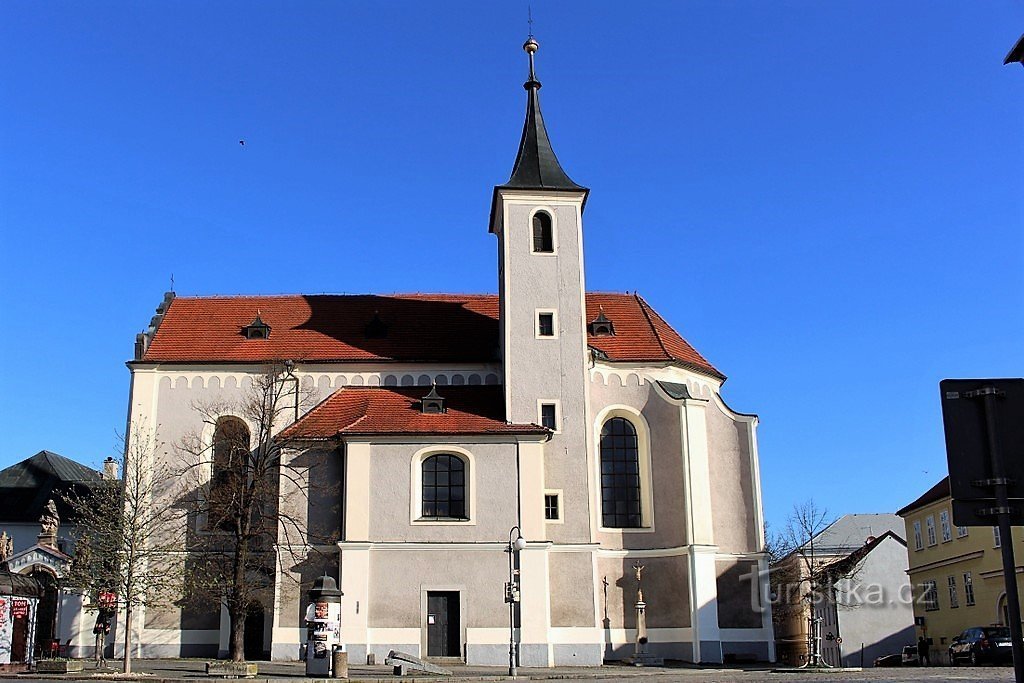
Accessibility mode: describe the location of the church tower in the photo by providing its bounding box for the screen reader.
[490,37,592,541]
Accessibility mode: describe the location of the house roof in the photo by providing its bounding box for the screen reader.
[0,451,101,488]
[801,513,905,557]
[896,476,950,517]
[140,292,723,379]
[279,386,549,439]
[820,530,907,581]
[0,451,102,525]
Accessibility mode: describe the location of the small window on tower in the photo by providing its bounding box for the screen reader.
[540,403,557,431]
[544,493,560,521]
[532,212,554,253]
[537,312,555,337]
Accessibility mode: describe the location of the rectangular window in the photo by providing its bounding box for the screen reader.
[940,510,952,543]
[537,311,555,337]
[957,524,969,538]
[922,580,939,611]
[913,521,923,550]
[994,526,1002,548]
[948,575,959,608]
[540,403,557,431]
[544,493,560,521]
[964,572,975,606]
[926,515,937,546]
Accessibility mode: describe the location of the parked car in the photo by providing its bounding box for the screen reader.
[901,645,920,666]
[874,653,903,667]
[948,626,1013,665]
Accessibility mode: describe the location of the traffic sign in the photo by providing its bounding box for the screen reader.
[940,378,1024,527]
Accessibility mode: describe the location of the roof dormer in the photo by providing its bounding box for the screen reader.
[243,314,271,340]
[421,385,446,414]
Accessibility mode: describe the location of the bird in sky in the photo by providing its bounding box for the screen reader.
[239,140,245,146]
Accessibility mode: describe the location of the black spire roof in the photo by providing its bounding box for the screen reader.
[494,37,588,193]
[500,37,584,192]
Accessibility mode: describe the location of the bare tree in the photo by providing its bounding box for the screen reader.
[62,425,184,674]
[769,500,836,667]
[175,362,325,662]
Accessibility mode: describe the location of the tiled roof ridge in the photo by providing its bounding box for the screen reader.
[633,293,725,380]
[633,294,673,361]
[278,389,348,440]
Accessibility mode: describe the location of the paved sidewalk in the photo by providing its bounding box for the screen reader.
[2,659,1018,683]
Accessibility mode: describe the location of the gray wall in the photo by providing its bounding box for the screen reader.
[596,555,691,630]
[500,202,591,545]
[705,399,758,554]
[367,441,519,543]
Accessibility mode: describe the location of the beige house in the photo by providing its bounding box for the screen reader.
[119,39,773,665]
[898,477,1024,664]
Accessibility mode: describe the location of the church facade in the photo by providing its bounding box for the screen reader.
[122,39,774,666]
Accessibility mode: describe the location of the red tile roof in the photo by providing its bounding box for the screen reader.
[142,292,722,379]
[279,386,547,439]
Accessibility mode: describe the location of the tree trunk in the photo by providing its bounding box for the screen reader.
[230,605,245,662]
[122,606,132,674]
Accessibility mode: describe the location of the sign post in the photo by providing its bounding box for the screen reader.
[940,378,1024,683]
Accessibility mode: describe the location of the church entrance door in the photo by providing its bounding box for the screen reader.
[243,603,266,660]
[425,591,460,658]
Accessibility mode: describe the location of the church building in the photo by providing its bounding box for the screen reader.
[123,38,774,666]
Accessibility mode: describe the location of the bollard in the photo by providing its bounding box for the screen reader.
[332,647,348,679]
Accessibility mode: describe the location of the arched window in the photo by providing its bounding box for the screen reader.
[600,417,642,528]
[532,211,553,253]
[421,454,466,520]
[211,417,250,527]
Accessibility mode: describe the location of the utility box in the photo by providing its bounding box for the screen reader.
[304,575,343,677]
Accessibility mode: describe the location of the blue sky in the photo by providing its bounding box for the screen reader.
[1,2,1021,534]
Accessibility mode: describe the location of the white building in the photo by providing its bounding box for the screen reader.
[122,38,773,665]
[813,531,915,667]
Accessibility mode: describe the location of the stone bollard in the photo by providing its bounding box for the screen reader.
[332,648,348,679]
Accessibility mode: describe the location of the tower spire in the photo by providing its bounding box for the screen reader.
[500,36,584,192]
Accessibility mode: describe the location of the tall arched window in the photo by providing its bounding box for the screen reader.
[532,211,553,253]
[211,417,250,527]
[421,454,466,520]
[600,417,642,528]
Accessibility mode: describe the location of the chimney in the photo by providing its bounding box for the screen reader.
[103,457,119,480]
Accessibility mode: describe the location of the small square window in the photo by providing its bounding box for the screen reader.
[537,312,555,337]
[544,493,560,521]
[540,403,557,430]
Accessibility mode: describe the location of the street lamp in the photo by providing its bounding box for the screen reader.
[505,526,527,677]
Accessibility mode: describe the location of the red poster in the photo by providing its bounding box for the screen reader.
[11,600,27,618]
[314,601,328,619]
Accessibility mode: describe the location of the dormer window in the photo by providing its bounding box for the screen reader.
[243,315,271,340]
[588,308,615,336]
[365,311,388,339]
[532,211,554,253]
[421,385,446,414]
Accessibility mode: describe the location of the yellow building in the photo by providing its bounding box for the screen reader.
[898,477,1024,664]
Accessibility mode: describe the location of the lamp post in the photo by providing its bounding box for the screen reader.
[505,526,527,677]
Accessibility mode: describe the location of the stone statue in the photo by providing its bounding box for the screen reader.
[0,531,12,563]
[40,499,60,536]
